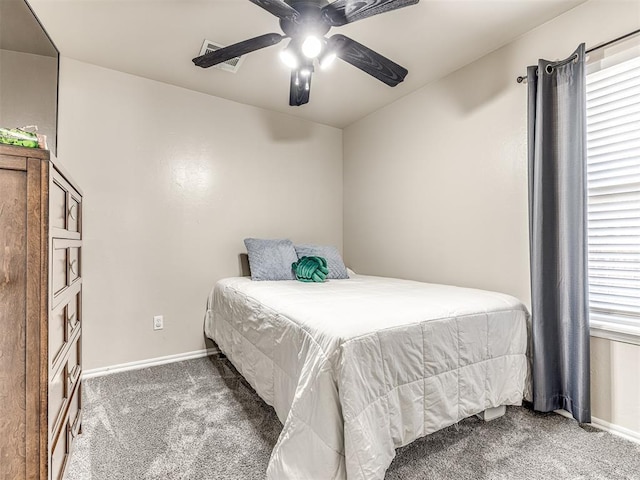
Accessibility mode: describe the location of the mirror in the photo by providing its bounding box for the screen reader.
[0,0,59,155]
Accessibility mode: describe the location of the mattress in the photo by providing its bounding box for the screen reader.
[205,274,530,479]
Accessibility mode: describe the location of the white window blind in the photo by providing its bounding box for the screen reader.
[586,54,640,337]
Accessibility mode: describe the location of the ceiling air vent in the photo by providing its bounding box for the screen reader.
[199,39,244,73]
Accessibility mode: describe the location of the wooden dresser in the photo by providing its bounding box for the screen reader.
[0,144,83,480]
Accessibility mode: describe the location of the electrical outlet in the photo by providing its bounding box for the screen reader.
[153,315,163,330]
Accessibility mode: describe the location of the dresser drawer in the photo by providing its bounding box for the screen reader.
[50,175,67,231]
[50,420,69,480]
[66,288,82,333]
[67,336,82,387]
[49,336,81,436]
[67,194,81,235]
[51,241,68,298]
[49,287,81,372]
[50,388,81,480]
[69,246,80,284]
[68,382,82,442]
[50,169,82,239]
[49,363,69,436]
[51,239,82,308]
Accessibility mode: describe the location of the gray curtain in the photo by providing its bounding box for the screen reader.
[527,43,591,424]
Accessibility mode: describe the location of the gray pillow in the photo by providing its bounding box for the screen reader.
[294,244,349,279]
[244,238,298,281]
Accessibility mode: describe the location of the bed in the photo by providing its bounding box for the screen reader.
[204,273,530,479]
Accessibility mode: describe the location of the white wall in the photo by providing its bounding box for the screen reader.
[57,58,343,370]
[0,49,57,152]
[344,0,640,435]
[591,337,640,435]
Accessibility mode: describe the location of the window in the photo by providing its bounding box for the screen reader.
[586,47,640,344]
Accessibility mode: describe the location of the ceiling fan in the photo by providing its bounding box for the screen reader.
[192,0,419,106]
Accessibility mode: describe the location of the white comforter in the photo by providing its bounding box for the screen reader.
[205,274,530,479]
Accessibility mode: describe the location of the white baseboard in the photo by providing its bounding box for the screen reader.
[82,347,219,380]
[590,416,640,444]
[554,409,640,445]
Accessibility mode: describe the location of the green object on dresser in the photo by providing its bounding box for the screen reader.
[0,128,39,148]
[292,256,329,283]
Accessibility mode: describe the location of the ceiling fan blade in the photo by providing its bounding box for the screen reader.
[290,69,312,106]
[249,0,300,21]
[328,34,407,87]
[193,33,284,68]
[322,0,419,27]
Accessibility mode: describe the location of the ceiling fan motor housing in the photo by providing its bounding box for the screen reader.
[280,1,331,38]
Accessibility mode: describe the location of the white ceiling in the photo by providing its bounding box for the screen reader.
[28,0,586,128]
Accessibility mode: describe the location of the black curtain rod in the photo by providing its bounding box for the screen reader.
[516,27,640,83]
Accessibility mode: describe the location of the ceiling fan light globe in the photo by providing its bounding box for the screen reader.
[301,36,322,58]
[319,51,337,69]
[280,48,299,69]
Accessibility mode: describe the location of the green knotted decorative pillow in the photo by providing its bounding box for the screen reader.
[292,256,329,283]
